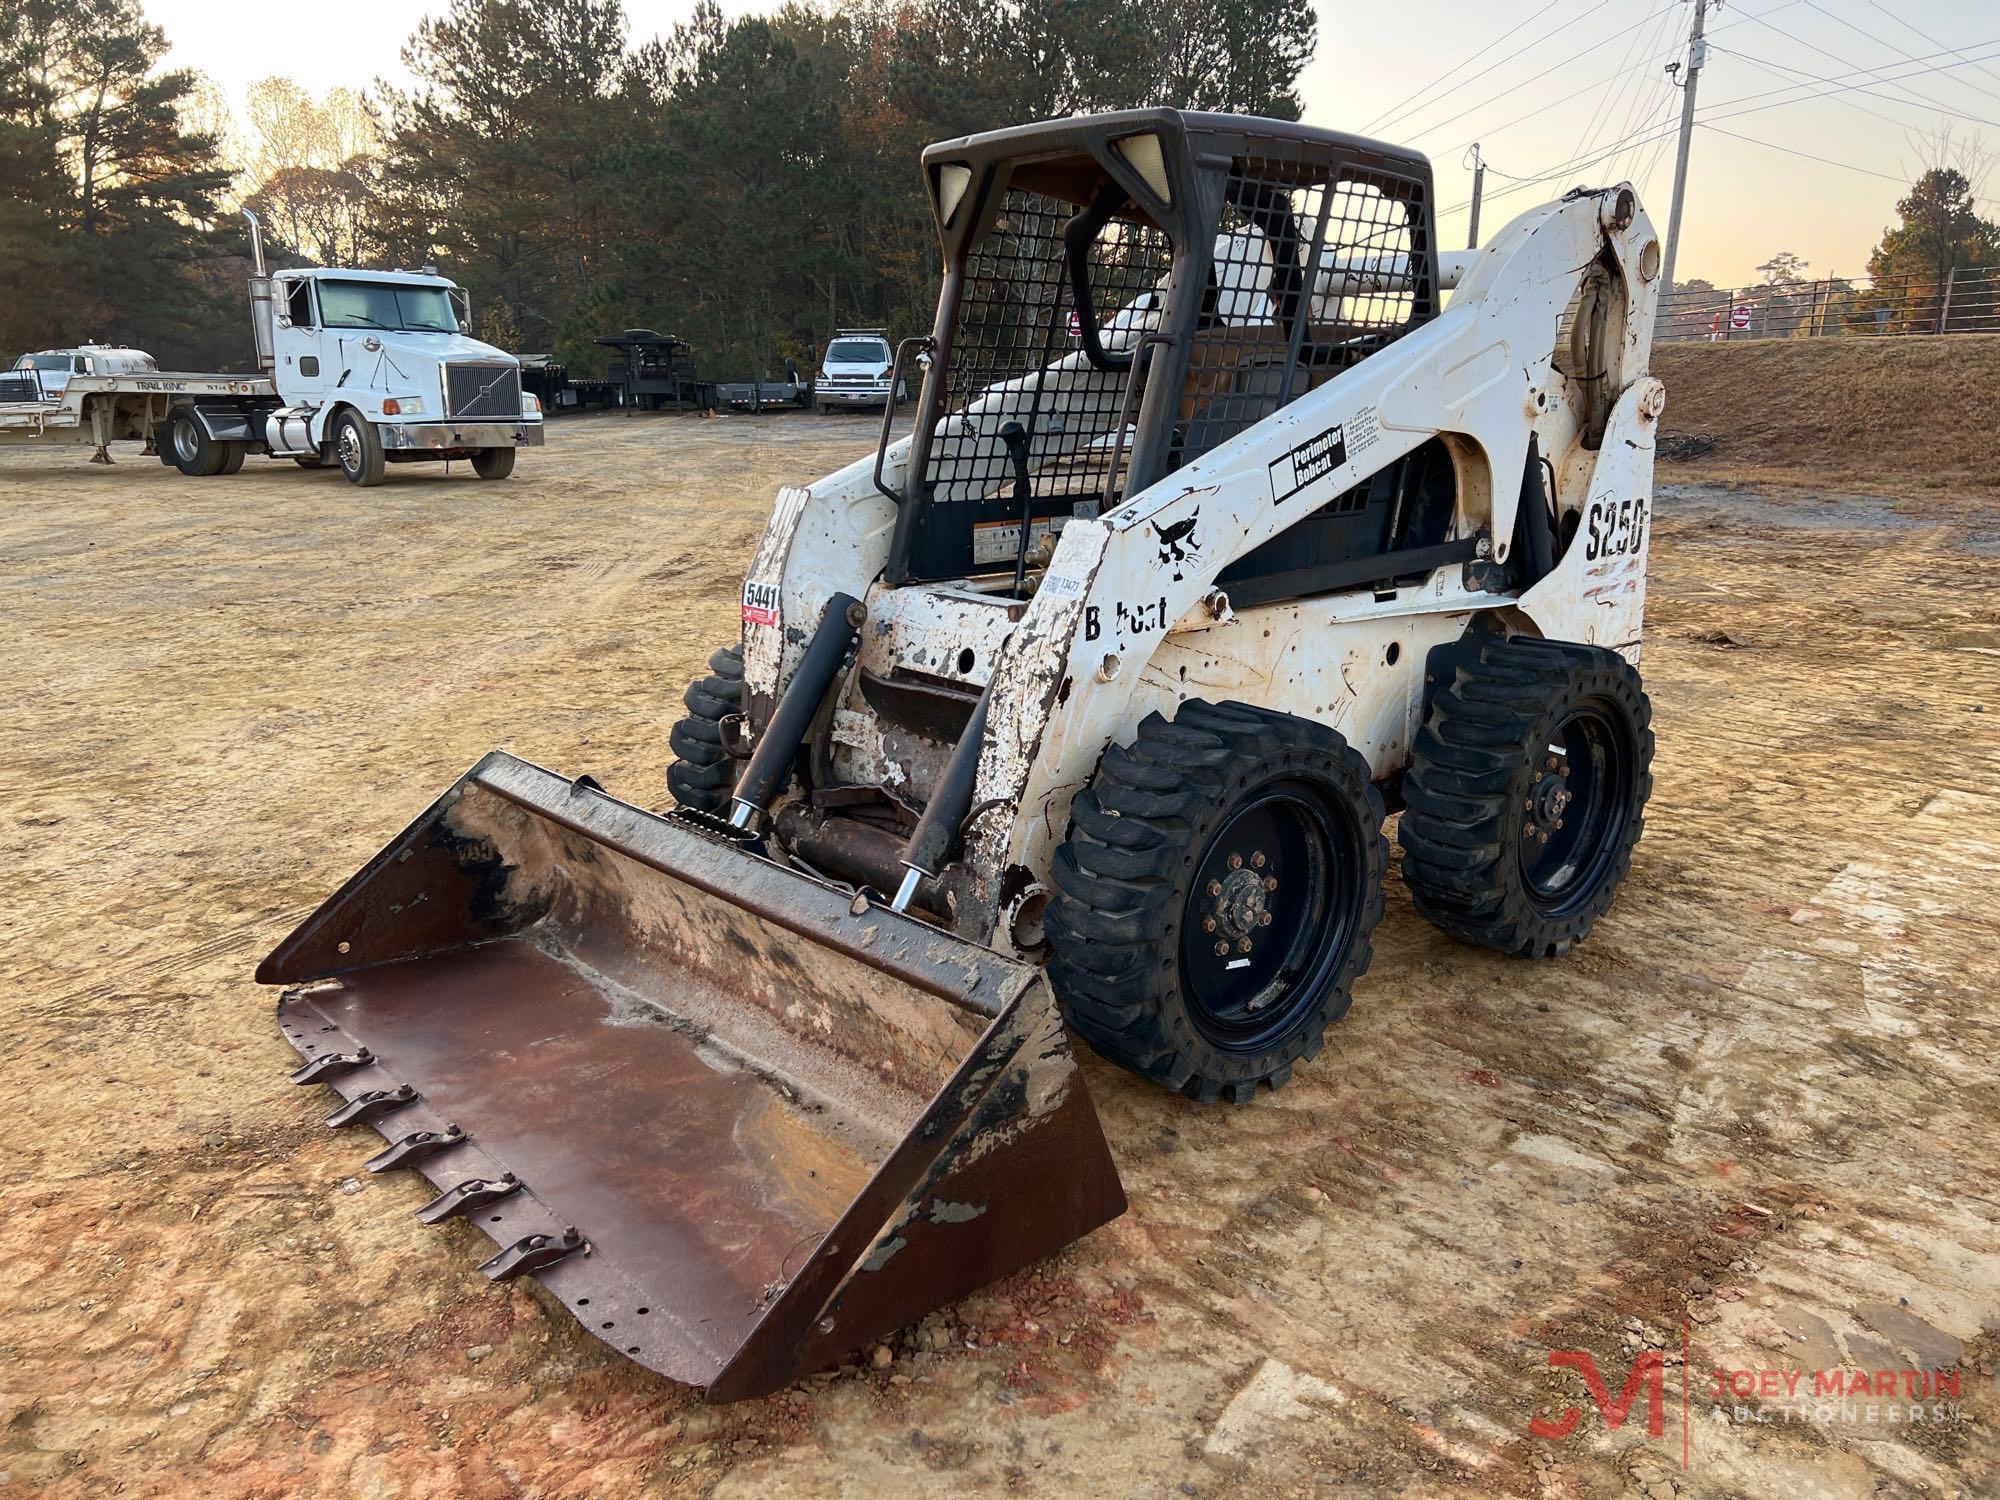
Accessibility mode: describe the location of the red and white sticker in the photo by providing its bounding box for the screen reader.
[741,580,780,627]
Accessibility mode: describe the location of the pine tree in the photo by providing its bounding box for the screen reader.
[0,0,233,365]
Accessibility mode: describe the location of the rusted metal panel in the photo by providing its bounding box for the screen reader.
[263,754,1125,1401]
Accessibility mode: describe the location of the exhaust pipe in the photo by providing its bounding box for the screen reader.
[242,209,276,379]
[242,207,268,277]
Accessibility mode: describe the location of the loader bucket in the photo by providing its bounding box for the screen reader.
[258,752,1125,1402]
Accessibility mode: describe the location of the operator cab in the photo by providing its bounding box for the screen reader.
[884,109,1452,600]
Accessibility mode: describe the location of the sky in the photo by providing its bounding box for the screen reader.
[147,0,2000,288]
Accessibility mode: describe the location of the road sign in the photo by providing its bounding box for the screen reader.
[1730,303,1752,331]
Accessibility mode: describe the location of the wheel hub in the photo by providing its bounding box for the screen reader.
[1524,755,1572,843]
[1202,850,1278,957]
[337,426,361,470]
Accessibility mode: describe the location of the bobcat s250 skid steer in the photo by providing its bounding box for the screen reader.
[262,110,1664,1401]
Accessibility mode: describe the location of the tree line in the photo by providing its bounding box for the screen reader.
[0,0,1314,375]
[3,0,1992,375]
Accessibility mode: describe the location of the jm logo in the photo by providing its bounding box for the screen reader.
[1530,1349,1667,1440]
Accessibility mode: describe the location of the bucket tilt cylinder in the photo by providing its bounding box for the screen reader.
[729,592,863,830]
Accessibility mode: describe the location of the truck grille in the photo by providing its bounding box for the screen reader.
[444,362,522,419]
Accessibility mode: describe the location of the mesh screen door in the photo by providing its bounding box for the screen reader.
[1178,156,1431,467]
[924,187,1175,511]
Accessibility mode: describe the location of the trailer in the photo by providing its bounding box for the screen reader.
[0,369,273,464]
[520,356,617,413]
[596,330,709,410]
[714,357,812,411]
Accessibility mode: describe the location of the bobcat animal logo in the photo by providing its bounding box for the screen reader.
[1152,514,1200,581]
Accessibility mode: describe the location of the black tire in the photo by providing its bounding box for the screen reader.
[216,442,245,476]
[1046,701,1388,1103]
[166,409,224,477]
[332,409,386,487]
[1399,633,1653,958]
[471,447,516,480]
[667,643,745,813]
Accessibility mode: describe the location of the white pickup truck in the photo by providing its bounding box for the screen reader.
[0,213,543,485]
[813,328,905,412]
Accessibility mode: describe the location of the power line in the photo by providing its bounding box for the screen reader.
[1566,3,1661,168]
[1864,0,2000,97]
[1372,0,1624,140]
[1603,4,1691,180]
[1736,6,2000,127]
[1434,41,2000,227]
[1692,41,2000,130]
[1441,32,1678,162]
[1359,0,1561,137]
[1404,3,1680,145]
[1698,122,1909,183]
[1438,115,1684,216]
[1712,42,1938,134]
[1804,0,2000,108]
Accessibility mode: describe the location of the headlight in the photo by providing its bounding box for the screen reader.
[523,392,542,417]
[382,396,425,417]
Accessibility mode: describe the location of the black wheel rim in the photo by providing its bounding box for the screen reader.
[1177,777,1363,1054]
[1517,698,1635,916]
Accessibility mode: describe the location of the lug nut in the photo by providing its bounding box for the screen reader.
[1250,852,1266,869]
[1207,880,1222,897]
[1202,916,1216,933]
[1227,853,1243,870]
[1259,912,1272,927]
[1263,876,1277,892]
[1237,938,1253,954]
[1214,941,1229,957]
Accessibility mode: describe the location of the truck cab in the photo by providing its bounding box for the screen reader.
[155,212,545,486]
[259,266,544,481]
[815,329,903,412]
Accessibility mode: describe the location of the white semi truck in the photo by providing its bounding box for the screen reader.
[0,212,543,484]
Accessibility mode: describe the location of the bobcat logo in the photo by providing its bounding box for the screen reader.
[1152,514,1200,581]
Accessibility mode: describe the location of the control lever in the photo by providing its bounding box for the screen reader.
[1001,421,1035,598]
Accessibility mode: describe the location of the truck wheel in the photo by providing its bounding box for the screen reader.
[332,410,386,487]
[216,443,245,476]
[1046,701,1388,1103]
[1399,634,1653,957]
[470,447,516,480]
[667,644,744,814]
[167,410,224,477]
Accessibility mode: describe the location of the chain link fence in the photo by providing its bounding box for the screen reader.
[1656,265,2000,343]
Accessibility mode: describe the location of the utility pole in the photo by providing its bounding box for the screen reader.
[1467,144,1486,249]
[1659,0,1715,295]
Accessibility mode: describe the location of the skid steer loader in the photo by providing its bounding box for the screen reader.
[264,109,1664,1401]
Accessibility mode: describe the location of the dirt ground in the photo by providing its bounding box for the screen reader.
[2,396,1998,1499]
